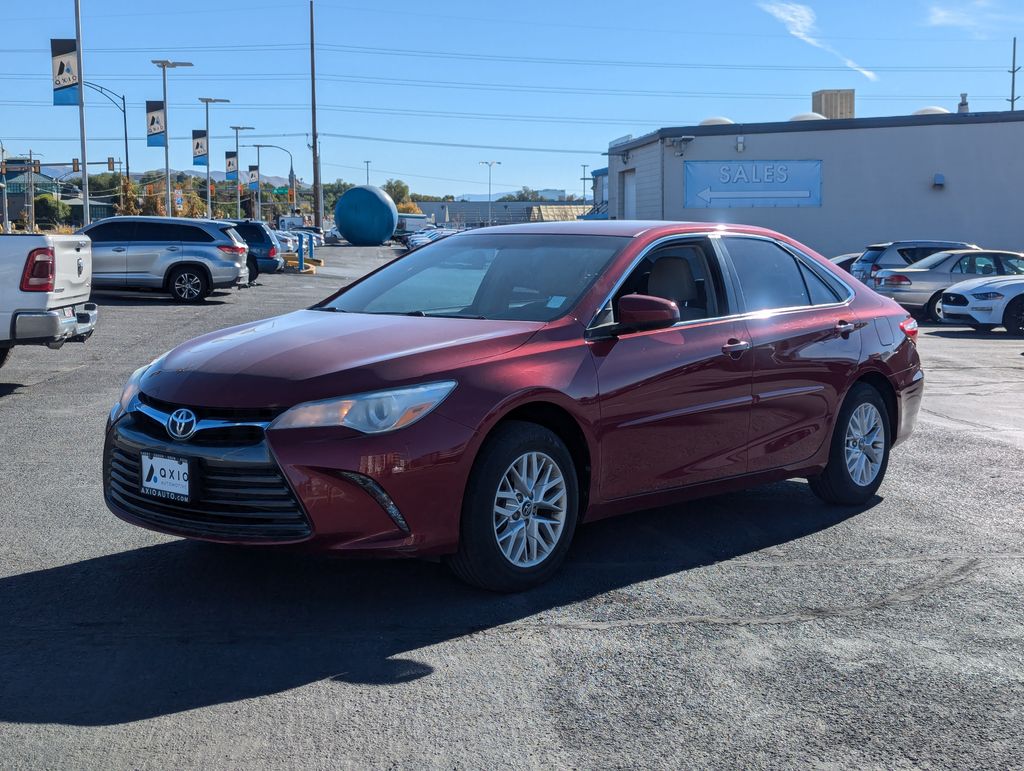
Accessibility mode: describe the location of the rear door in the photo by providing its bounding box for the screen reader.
[84,220,136,286]
[719,236,862,474]
[127,221,179,286]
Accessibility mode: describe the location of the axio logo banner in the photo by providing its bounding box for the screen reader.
[225,151,238,180]
[50,39,79,106]
[248,165,259,191]
[684,160,822,208]
[192,130,208,167]
[146,100,166,147]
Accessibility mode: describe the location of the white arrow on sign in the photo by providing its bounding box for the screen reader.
[697,187,811,204]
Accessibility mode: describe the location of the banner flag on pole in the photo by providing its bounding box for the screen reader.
[248,165,259,191]
[225,151,238,180]
[146,100,166,147]
[192,130,208,167]
[51,39,80,106]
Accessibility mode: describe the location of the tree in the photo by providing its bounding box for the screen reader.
[34,194,70,227]
[182,188,206,218]
[116,177,142,216]
[397,201,422,214]
[322,178,355,213]
[410,193,456,202]
[497,186,543,202]
[141,189,166,216]
[382,178,410,204]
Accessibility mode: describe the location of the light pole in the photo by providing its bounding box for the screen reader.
[364,160,370,185]
[0,139,8,233]
[84,82,129,200]
[198,97,229,218]
[248,143,295,219]
[230,125,253,218]
[581,164,589,205]
[479,160,501,226]
[152,59,193,216]
[309,0,322,228]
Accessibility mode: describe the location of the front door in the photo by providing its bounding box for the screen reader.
[126,220,180,287]
[719,236,863,473]
[591,237,753,500]
[85,220,135,286]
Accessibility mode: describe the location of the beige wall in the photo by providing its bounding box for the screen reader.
[608,120,1024,256]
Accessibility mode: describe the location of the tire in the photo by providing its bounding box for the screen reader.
[808,383,891,506]
[0,348,10,370]
[926,293,944,323]
[446,421,579,592]
[246,256,260,284]
[1003,296,1024,336]
[167,266,210,303]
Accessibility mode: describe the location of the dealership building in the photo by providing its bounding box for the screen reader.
[605,101,1024,257]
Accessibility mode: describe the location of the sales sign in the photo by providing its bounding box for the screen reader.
[684,160,822,208]
[146,100,166,147]
[192,130,208,166]
[50,39,79,106]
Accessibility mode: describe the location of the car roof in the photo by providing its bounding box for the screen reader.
[92,215,227,225]
[867,240,973,248]
[470,220,791,239]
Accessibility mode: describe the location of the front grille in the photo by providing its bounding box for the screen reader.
[942,292,969,307]
[139,392,282,423]
[133,407,265,446]
[105,440,311,541]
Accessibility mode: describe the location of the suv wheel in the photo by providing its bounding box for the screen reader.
[168,266,210,303]
[1003,296,1024,336]
[808,383,891,506]
[447,421,578,592]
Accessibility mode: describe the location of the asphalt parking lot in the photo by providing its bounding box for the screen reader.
[1,245,1022,769]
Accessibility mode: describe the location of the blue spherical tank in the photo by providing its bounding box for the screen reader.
[334,185,398,246]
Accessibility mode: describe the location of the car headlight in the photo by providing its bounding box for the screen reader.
[271,381,457,433]
[109,365,148,423]
[971,291,1004,300]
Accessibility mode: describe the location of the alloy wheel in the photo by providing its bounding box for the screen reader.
[844,402,885,487]
[174,272,203,301]
[493,451,567,568]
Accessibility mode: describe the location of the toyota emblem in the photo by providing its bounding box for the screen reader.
[166,408,198,440]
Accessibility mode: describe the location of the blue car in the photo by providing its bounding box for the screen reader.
[229,220,286,279]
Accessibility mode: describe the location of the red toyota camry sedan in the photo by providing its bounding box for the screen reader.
[104,221,923,591]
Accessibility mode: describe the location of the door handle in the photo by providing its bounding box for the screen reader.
[721,339,752,356]
[835,320,856,336]
[167,246,180,252]
[112,247,127,252]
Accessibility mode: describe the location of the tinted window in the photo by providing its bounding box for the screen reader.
[999,255,1024,275]
[799,262,841,305]
[855,248,885,266]
[233,224,267,244]
[324,234,629,322]
[724,237,809,312]
[133,222,181,242]
[954,254,999,275]
[85,220,135,243]
[178,225,214,243]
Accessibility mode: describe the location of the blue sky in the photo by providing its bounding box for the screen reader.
[1,0,1021,197]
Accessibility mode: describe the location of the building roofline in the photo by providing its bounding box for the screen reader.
[606,110,1024,154]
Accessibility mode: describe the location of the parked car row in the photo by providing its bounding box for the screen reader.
[406,227,461,249]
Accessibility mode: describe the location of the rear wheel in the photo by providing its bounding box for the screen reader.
[167,266,210,303]
[1003,296,1024,336]
[808,383,891,506]
[447,421,579,592]
[926,293,944,323]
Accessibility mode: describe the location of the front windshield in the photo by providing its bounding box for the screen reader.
[321,233,630,322]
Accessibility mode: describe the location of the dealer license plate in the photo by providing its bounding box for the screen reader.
[140,452,191,503]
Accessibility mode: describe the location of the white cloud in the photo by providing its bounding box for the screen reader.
[927,1,1024,34]
[758,2,878,81]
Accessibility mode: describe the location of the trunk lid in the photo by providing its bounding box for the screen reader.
[48,235,92,307]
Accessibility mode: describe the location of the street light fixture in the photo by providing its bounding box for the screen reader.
[479,160,501,226]
[247,143,296,219]
[230,125,254,218]
[364,160,371,185]
[198,97,229,218]
[152,59,193,216]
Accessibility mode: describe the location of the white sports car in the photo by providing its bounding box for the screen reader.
[940,275,1024,335]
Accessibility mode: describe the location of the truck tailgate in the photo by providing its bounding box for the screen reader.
[50,235,92,308]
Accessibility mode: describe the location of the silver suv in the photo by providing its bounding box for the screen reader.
[79,216,248,302]
[850,239,977,284]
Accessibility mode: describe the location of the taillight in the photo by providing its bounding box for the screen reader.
[899,317,919,343]
[218,244,246,255]
[869,263,881,273]
[269,245,278,258]
[884,274,912,286]
[20,247,55,292]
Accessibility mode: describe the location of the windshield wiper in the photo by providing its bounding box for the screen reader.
[311,306,347,312]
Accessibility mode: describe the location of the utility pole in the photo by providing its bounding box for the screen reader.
[199,97,229,218]
[28,150,36,233]
[364,160,370,185]
[231,125,254,218]
[152,59,193,216]
[580,164,589,204]
[73,0,90,225]
[1010,37,1020,111]
[256,145,262,221]
[0,139,8,234]
[479,160,500,225]
[309,0,322,227]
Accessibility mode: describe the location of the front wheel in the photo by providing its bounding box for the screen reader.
[808,383,891,506]
[167,266,210,303]
[1003,296,1024,337]
[447,421,579,592]
[927,293,944,323]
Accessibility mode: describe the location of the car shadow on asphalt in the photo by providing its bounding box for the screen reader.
[0,383,24,397]
[90,291,231,307]
[0,480,873,726]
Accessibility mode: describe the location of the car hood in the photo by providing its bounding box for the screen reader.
[944,275,1024,294]
[140,309,542,409]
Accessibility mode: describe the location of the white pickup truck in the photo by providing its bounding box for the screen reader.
[0,234,98,369]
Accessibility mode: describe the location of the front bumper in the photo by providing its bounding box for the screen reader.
[104,406,479,556]
[12,302,98,346]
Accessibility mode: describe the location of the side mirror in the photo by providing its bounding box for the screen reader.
[617,293,680,332]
